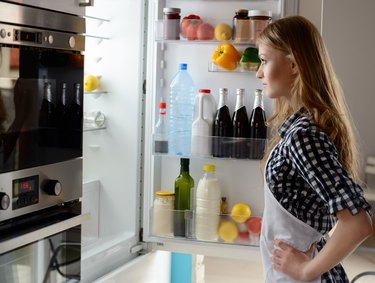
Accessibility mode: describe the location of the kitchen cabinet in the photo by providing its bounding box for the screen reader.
[4,0,87,16]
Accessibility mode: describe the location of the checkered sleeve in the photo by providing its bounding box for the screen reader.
[286,127,372,216]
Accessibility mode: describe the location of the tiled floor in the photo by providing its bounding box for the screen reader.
[203,249,375,283]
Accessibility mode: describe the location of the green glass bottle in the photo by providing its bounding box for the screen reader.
[174,158,194,237]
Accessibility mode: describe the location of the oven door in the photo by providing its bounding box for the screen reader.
[0,45,84,174]
[0,201,88,283]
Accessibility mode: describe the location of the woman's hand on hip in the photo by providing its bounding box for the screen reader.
[271,240,316,281]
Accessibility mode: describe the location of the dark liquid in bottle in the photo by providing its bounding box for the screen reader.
[232,106,249,159]
[212,105,232,158]
[249,107,267,159]
[155,140,168,154]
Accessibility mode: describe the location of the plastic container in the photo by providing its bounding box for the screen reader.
[152,191,175,236]
[191,89,215,156]
[193,89,216,126]
[249,10,272,42]
[168,63,196,156]
[195,164,221,241]
[233,9,250,42]
[163,7,181,40]
[154,101,168,154]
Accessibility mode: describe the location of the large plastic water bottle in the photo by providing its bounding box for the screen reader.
[168,63,196,156]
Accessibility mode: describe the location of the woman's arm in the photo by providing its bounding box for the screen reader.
[272,208,373,281]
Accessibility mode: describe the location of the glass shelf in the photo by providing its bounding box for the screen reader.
[153,135,267,160]
[154,20,256,46]
[84,90,108,98]
[208,62,259,73]
[150,208,262,247]
[83,125,106,132]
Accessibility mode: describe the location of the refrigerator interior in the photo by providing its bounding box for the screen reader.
[142,0,297,258]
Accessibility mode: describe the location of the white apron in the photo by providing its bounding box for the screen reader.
[260,162,323,282]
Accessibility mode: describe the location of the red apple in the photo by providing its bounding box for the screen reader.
[237,230,250,242]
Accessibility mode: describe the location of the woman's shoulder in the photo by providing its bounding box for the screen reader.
[283,114,336,151]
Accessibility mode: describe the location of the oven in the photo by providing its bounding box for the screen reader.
[0,2,86,282]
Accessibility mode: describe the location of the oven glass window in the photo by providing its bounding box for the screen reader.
[0,46,84,173]
[0,226,81,283]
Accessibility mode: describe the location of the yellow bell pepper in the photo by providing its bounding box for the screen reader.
[212,43,241,71]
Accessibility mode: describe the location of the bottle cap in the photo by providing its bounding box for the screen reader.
[156,190,175,197]
[248,10,272,18]
[163,7,181,14]
[235,9,248,14]
[199,89,211,94]
[203,164,215,172]
[159,101,167,108]
[179,63,187,70]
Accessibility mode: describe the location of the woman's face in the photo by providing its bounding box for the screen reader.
[256,42,297,99]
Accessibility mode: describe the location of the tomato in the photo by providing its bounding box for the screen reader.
[197,22,214,40]
[180,14,202,39]
[246,216,262,235]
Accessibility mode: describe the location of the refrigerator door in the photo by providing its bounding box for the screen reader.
[143,0,298,259]
[81,0,149,282]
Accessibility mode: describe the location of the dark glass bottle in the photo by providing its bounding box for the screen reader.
[55,83,68,146]
[68,83,83,148]
[38,81,55,146]
[212,88,232,158]
[174,158,194,237]
[232,88,249,159]
[249,89,267,159]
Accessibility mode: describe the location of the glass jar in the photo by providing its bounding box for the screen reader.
[152,190,175,236]
[163,7,181,40]
[233,9,250,42]
[249,10,272,42]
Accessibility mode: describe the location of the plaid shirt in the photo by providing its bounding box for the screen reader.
[265,109,372,282]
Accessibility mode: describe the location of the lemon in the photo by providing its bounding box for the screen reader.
[214,23,232,41]
[231,203,251,223]
[218,221,238,243]
[84,74,100,92]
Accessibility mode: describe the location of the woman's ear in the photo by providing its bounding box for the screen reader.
[291,60,298,75]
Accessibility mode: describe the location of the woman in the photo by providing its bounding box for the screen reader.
[256,16,373,282]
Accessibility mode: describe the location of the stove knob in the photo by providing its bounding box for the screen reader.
[69,36,76,48]
[0,192,10,210]
[44,180,62,196]
[1,29,6,39]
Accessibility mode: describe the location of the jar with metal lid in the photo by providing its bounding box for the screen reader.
[249,10,272,42]
[163,7,181,40]
[152,190,175,236]
[233,9,250,42]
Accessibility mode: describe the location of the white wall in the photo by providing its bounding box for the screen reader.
[300,0,375,178]
[321,0,375,175]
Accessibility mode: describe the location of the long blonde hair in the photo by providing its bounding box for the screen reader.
[258,16,360,181]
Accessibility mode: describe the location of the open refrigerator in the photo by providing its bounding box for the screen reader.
[81,0,298,282]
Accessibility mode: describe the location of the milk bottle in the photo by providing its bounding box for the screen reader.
[195,164,221,241]
[191,89,215,156]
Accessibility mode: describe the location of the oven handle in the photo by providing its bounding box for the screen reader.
[0,213,90,254]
